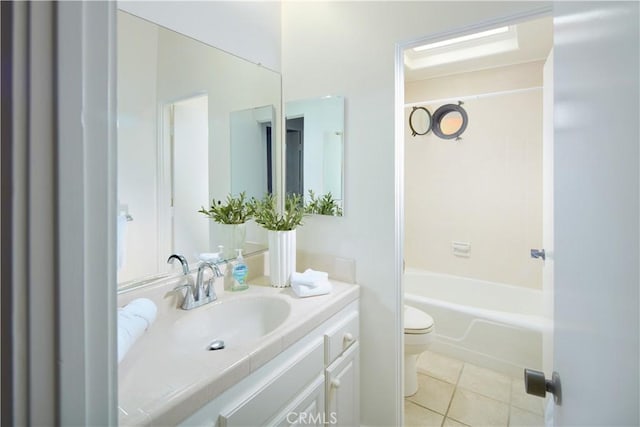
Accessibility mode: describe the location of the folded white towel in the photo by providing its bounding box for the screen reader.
[291,269,330,287]
[291,279,332,298]
[117,298,157,363]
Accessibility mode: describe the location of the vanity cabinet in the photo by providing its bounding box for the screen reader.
[180,301,359,427]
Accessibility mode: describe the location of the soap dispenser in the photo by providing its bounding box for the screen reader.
[231,249,249,291]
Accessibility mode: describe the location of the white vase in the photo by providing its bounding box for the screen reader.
[217,223,247,260]
[268,229,296,287]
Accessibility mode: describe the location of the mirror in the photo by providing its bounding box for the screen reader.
[285,96,345,216]
[432,103,468,140]
[117,10,281,286]
[409,106,432,136]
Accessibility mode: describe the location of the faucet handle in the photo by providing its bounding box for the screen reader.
[205,278,217,300]
[173,283,195,310]
[212,262,224,278]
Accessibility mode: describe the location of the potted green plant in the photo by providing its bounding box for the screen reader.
[305,190,343,216]
[198,192,252,259]
[250,193,306,287]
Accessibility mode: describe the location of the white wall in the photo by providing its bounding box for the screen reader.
[118,1,281,72]
[282,2,553,424]
[404,62,544,289]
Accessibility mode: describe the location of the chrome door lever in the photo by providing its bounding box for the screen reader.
[530,248,546,261]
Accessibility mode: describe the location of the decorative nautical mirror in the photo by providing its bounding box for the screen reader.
[408,106,432,136]
[432,102,468,140]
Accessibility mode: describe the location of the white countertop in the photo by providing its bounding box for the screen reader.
[117,276,359,426]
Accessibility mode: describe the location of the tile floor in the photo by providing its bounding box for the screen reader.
[405,351,545,427]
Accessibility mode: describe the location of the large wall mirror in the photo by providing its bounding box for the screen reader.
[117,10,281,286]
[285,96,345,216]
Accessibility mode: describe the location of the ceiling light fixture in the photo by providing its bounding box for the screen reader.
[413,26,510,52]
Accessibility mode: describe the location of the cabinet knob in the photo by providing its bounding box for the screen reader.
[343,332,354,345]
[331,378,341,389]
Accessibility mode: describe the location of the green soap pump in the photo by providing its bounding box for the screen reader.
[231,249,249,291]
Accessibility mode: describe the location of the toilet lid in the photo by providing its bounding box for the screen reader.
[404,305,434,334]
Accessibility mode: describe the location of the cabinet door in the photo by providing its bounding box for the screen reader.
[325,341,360,427]
[270,374,325,427]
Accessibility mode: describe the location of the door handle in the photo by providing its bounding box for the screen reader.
[524,368,561,404]
[530,249,546,261]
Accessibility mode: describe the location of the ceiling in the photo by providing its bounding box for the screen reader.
[404,16,553,82]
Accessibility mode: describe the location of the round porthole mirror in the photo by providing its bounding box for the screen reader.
[408,106,432,136]
[432,103,468,140]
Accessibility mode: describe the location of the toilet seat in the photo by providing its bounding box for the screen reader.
[404,305,434,334]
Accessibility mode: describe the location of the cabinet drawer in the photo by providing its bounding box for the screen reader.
[219,339,324,427]
[324,310,358,365]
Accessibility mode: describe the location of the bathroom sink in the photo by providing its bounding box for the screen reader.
[171,296,291,350]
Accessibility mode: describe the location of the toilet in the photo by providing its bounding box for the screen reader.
[404,305,435,397]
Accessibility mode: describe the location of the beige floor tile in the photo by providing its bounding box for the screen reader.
[509,406,545,427]
[404,400,445,427]
[443,417,469,427]
[510,378,544,415]
[457,363,512,403]
[417,351,464,384]
[407,374,456,415]
[448,388,509,427]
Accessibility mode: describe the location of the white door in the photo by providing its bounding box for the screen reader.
[172,94,210,259]
[551,2,639,425]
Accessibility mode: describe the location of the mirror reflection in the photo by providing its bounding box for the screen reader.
[117,10,281,286]
[285,96,345,216]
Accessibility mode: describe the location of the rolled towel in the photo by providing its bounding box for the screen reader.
[291,279,332,298]
[291,269,329,287]
[117,298,157,363]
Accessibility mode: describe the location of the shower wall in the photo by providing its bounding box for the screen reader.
[404,61,544,289]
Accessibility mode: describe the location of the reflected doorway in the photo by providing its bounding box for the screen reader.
[286,117,304,196]
[170,94,210,259]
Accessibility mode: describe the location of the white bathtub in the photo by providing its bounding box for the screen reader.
[404,269,547,377]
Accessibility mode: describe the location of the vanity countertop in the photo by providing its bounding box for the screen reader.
[117,277,359,426]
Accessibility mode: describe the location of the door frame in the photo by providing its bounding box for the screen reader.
[393,5,553,425]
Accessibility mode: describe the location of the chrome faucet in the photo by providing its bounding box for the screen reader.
[169,253,224,310]
[168,254,198,310]
[167,254,189,275]
[195,262,224,302]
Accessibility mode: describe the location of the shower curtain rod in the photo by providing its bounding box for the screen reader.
[404,86,542,108]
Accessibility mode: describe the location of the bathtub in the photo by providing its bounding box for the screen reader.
[404,269,548,377]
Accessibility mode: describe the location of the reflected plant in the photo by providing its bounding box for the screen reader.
[305,190,343,216]
[198,191,253,224]
[250,193,306,231]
